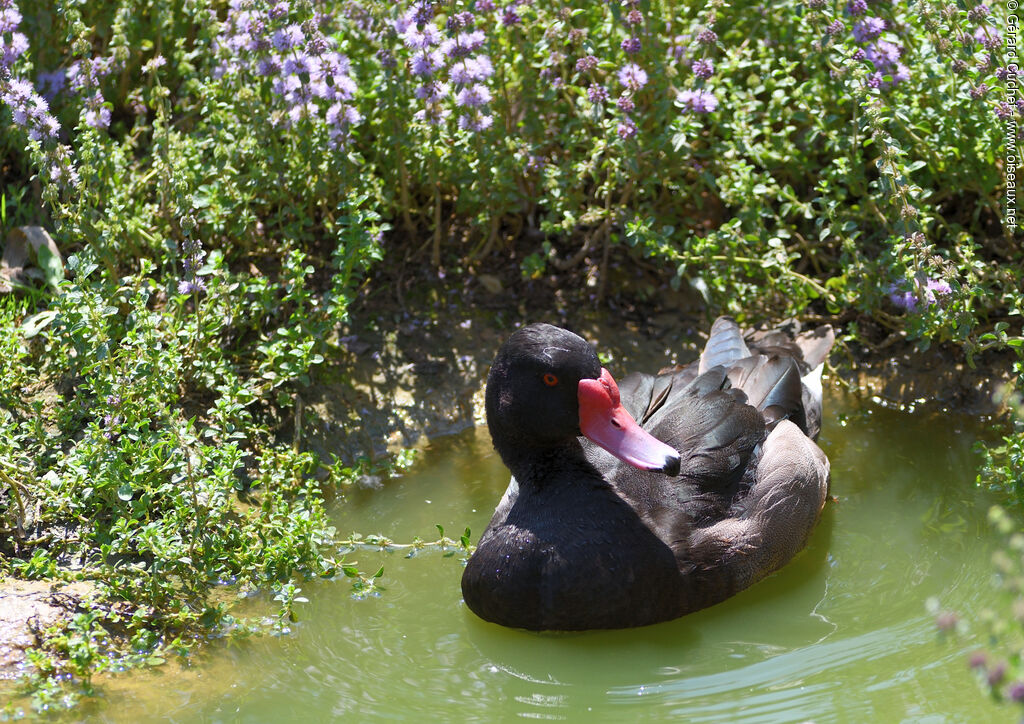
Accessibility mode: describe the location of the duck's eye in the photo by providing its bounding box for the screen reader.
[542,373,559,387]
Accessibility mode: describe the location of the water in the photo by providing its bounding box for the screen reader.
[49,392,1011,721]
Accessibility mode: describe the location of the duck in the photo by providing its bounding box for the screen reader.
[461,316,834,630]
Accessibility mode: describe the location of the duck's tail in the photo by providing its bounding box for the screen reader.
[698,317,750,374]
[699,317,835,440]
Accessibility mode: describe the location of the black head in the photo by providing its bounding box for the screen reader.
[485,324,601,454]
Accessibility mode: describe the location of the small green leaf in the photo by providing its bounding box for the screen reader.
[117,484,133,501]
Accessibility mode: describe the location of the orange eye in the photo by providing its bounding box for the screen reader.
[543,373,559,387]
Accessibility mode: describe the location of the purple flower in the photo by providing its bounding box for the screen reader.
[36,69,66,100]
[826,19,844,35]
[403,24,442,50]
[865,39,901,68]
[575,54,599,73]
[852,16,885,43]
[926,279,952,298]
[996,101,1013,119]
[456,83,491,107]
[326,102,361,126]
[617,119,638,140]
[2,31,28,69]
[1008,681,1024,703]
[476,0,496,10]
[617,63,648,90]
[677,88,718,113]
[143,55,167,74]
[415,81,449,101]
[449,55,493,82]
[697,28,718,45]
[967,4,990,22]
[458,112,492,131]
[449,61,474,84]
[410,50,444,76]
[501,8,521,26]
[616,93,635,113]
[448,11,475,30]
[621,37,641,54]
[970,83,989,99]
[283,52,312,76]
[177,279,207,295]
[846,0,868,15]
[889,278,952,311]
[626,9,643,25]
[84,106,111,130]
[692,58,714,79]
[461,30,487,51]
[889,287,917,311]
[257,56,281,76]
[272,23,304,51]
[974,26,1002,50]
[587,83,609,103]
[268,2,289,20]
[411,2,435,24]
[988,661,1008,687]
[305,32,329,56]
[49,159,79,187]
[0,6,21,33]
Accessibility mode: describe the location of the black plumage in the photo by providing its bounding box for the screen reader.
[462,317,834,630]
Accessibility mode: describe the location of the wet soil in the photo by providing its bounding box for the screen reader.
[0,580,94,680]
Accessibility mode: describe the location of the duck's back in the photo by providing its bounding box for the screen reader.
[587,317,833,610]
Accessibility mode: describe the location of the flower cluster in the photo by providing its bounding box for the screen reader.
[0,1,59,141]
[612,0,650,139]
[888,277,952,312]
[845,11,910,90]
[215,0,361,147]
[675,13,719,115]
[103,394,123,442]
[178,235,207,295]
[393,2,495,132]
[0,0,82,188]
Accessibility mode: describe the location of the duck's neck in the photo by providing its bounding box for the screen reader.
[492,436,599,491]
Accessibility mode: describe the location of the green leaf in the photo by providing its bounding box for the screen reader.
[21,309,58,337]
[35,243,64,289]
[117,484,133,501]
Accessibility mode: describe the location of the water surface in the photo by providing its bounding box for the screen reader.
[77,392,1005,722]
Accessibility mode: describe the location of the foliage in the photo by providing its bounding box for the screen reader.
[978,365,1024,500]
[930,503,1024,712]
[0,0,1021,712]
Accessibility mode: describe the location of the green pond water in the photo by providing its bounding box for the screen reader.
[44,392,1012,721]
